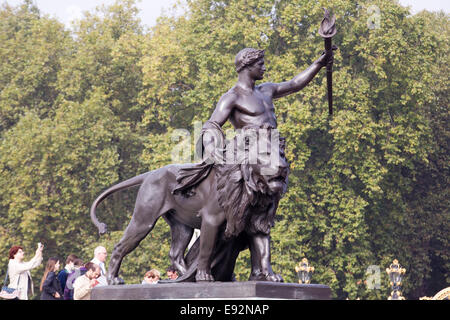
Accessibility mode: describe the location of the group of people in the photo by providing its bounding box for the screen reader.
[5,244,107,300]
[141,266,178,285]
[5,243,177,300]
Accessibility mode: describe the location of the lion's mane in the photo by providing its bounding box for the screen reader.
[215,163,281,239]
[214,123,288,239]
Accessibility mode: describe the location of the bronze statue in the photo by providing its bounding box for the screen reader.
[90,43,335,285]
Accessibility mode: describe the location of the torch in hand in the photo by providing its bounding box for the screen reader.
[318,8,337,115]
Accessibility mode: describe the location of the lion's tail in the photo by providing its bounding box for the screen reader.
[90,172,149,235]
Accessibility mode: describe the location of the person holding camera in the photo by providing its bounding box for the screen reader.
[7,243,43,300]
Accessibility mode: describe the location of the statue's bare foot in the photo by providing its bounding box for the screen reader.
[195,269,215,282]
[267,273,283,282]
[249,271,283,282]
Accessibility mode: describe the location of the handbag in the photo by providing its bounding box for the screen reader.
[0,265,20,300]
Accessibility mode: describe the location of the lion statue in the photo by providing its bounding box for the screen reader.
[90,125,289,284]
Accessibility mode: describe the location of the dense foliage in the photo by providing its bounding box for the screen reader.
[0,0,448,299]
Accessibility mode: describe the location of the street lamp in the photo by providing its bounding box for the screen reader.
[386,259,406,300]
[295,258,315,284]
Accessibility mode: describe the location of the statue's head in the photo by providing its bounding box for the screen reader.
[235,48,265,73]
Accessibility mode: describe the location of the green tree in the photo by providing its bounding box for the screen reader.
[0,91,123,296]
[137,0,449,299]
[0,1,71,132]
[0,0,447,300]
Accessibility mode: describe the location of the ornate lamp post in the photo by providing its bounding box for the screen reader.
[295,258,315,284]
[386,259,406,300]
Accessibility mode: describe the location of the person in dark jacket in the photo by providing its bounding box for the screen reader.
[57,254,79,293]
[40,257,63,300]
[63,258,86,300]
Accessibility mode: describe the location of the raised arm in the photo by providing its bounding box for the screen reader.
[263,53,328,99]
[10,247,43,273]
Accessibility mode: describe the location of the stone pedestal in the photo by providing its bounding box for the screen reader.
[91,281,331,300]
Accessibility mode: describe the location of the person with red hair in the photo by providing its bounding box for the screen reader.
[7,244,43,300]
